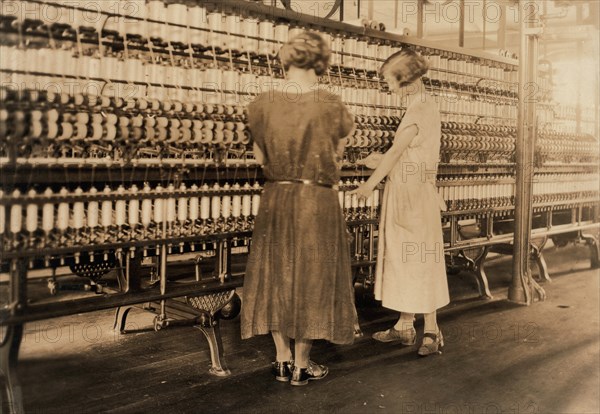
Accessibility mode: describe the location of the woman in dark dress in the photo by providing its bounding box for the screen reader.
[241,32,356,386]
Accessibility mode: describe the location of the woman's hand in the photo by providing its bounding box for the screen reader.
[348,182,375,200]
[356,152,384,170]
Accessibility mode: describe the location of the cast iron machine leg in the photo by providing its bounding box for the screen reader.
[187,291,240,377]
[473,247,493,299]
[581,232,600,269]
[1,260,27,414]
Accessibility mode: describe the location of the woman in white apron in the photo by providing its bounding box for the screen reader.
[351,49,449,356]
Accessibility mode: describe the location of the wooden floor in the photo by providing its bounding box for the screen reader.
[18,243,600,413]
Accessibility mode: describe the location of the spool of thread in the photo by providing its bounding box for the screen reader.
[87,187,99,229]
[141,185,152,227]
[357,40,368,58]
[225,14,242,51]
[178,184,188,222]
[274,23,289,44]
[57,188,69,232]
[101,186,113,228]
[189,4,207,29]
[242,183,252,217]
[41,188,55,233]
[168,3,188,43]
[232,184,242,218]
[208,11,224,48]
[330,37,342,66]
[344,189,352,210]
[115,185,126,227]
[242,17,259,53]
[165,184,176,223]
[251,183,261,216]
[223,70,239,92]
[205,68,222,90]
[201,184,211,220]
[373,188,380,207]
[358,180,367,208]
[148,0,167,38]
[351,185,359,209]
[101,56,118,82]
[240,72,259,95]
[0,190,5,235]
[154,185,165,224]
[9,189,22,234]
[129,185,140,227]
[258,21,274,56]
[26,189,38,233]
[211,184,221,220]
[288,26,304,39]
[73,187,85,230]
[344,38,357,67]
[189,185,200,221]
[221,184,232,219]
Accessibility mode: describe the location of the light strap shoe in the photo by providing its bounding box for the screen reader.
[372,327,417,345]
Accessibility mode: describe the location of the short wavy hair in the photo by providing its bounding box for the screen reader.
[279,31,331,76]
[380,48,429,87]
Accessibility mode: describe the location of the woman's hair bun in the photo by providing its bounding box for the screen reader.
[279,32,331,76]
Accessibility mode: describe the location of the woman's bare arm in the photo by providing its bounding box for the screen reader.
[253,142,265,165]
[348,123,419,199]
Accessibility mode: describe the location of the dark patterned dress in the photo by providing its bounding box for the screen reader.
[241,89,356,345]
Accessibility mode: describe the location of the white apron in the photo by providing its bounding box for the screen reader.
[374,100,450,313]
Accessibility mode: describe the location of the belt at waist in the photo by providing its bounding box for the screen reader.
[268,179,339,190]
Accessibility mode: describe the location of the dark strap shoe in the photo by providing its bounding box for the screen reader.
[290,361,329,386]
[417,330,444,356]
[272,360,293,382]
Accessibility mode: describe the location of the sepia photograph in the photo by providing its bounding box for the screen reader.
[0,0,598,413]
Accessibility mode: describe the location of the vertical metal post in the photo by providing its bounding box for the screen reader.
[509,0,545,304]
[482,0,487,50]
[459,0,465,47]
[417,0,424,38]
[575,41,583,134]
[498,2,506,50]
